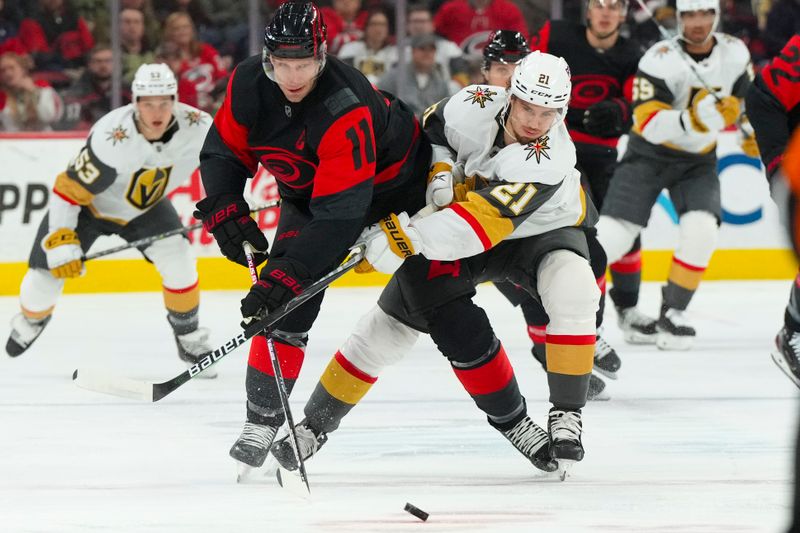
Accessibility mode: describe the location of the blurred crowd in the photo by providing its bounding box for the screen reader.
[0,0,795,132]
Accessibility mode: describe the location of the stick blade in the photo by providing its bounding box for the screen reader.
[72,368,155,401]
[276,466,311,499]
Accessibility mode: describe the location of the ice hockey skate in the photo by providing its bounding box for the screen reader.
[771,327,800,389]
[174,327,218,378]
[230,422,279,481]
[616,305,657,344]
[594,333,621,379]
[656,306,695,351]
[498,415,558,472]
[588,373,610,401]
[271,419,328,471]
[6,313,51,357]
[548,407,584,481]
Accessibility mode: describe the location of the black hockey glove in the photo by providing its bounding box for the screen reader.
[194,194,268,267]
[582,98,630,138]
[240,257,313,327]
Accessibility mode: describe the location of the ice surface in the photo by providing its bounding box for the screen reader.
[0,281,795,532]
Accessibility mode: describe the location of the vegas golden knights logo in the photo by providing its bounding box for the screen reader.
[125,166,172,209]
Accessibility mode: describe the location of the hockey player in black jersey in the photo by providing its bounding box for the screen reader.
[193,1,431,472]
[745,34,800,388]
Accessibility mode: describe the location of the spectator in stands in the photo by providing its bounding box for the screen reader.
[122,0,161,49]
[322,0,369,54]
[0,51,62,131]
[405,3,467,84]
[57,44,119,130]
[18,0,94,72]
[160,11,228,113]
[120,7,154,84]
[433,0,527,52]
[377,33,459,116]
[155,42,199,109]
[339,7,397,83]
[763,0,800,58]
[0,0,26,56]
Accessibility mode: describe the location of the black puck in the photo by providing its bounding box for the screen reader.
[404,502,429,521]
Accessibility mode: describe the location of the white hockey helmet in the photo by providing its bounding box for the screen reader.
[510,51,572,111]
[676,0,719,43]
[132,63,178,101]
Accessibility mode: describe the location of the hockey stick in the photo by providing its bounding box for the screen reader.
[242,243,311,495]
[82,201,280,261]
[629,0,747,131]
[72,243,366,402]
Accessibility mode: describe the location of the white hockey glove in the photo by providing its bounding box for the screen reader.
[42,228,84,278]
[355,212,422,274]
[426,161,455,208]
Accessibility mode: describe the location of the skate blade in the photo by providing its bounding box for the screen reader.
[655,333,693,351]
[557,459,577,481]
[276,466,311,499]
[622,331,657,345]
[588,388,611,401]
[770,350,800,389]
[235,458,278,484]
[592,366,618,380]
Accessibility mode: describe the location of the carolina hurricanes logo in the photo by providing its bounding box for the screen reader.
[464,86,497,108]
[570,74,620,110]
[256,147,317,189]
[524,136,551,164]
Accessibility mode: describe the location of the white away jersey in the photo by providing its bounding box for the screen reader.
[52,102,212,224]
[630,33,752,154]
[414,85,593,261]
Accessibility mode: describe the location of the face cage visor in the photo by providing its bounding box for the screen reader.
[261,44,327,84]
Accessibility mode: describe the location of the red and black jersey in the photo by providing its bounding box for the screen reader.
[745,34,800,177]
[200,54,428,275]
[531,20,641,148]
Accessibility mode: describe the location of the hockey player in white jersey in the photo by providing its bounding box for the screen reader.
[271,52,600,478]
[6,64,218,376]
[596,0,752,350]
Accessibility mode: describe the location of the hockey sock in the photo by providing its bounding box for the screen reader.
[163,281,200,335]
[245,333,306,426]
[21,305,54,321]
[450,339,525,431]
[609,239,642,310]
[663,256,706,311]
[545,333,595,410]
[785,270,800,333]
[304,351,378,434]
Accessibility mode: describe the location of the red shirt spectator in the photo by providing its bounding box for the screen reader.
[18,0,94,70]
[161,12,228,113]
[434,0,527,53]
[321,0,370,54]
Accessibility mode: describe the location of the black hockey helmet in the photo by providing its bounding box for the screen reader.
[482,30,530,71]
[263,2,327,60]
